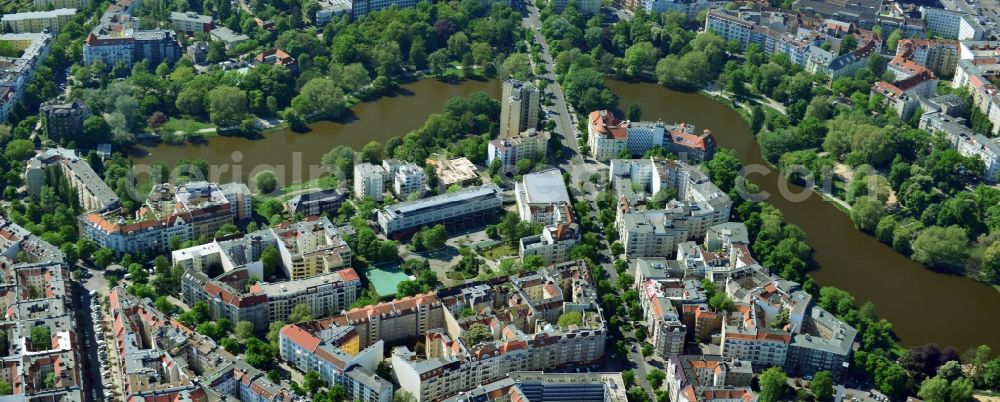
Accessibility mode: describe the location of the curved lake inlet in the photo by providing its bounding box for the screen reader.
[134,77,1000,352]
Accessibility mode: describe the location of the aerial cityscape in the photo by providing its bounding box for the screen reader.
[0,0,998,400]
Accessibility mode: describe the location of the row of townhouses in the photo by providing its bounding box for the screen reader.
[78,181,252,254]
[704,8,882,79]
[0,217,86,401]
[280,261,606,402]
[0,32,52,122]
[109,287,296,401]
[176,216,360,332]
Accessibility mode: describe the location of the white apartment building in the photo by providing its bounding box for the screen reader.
[920,111,1000,182]
[921,7,984,41]
[640,0,723,20]
[488,128,547,174]
[500,79,540,138]
[354,162,386,201]
[169,11,212,33]
[519,223,578,265]
[384,159,425,200]
[611,158,732,258]
[626,120,666,156]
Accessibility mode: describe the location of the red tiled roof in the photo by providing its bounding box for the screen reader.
[281,324,321,352]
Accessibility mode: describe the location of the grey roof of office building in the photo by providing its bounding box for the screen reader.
[706,222,749,245]
[355,162,385,175]
[256,270,359,295]
[319,0,352,12]
[383,184,501,217]
[210,26,248,42]
[133,29,175,40]
[346,366,393,394]
[635,258,683,280]
[521,169,570,204]
[621,210,686,234]
[66,158,119,206]
[169,11,211,23]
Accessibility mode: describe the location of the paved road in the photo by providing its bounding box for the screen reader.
[521,2,584,165]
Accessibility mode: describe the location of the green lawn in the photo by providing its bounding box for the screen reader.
[480,244,516,260]
[162,118,215,133]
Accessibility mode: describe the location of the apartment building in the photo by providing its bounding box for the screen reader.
[665,355,754,402]
[720,266,856,376]
[286,188,348,217]
[280,324,392,402]
[354,162,386,201]
[0,32,52,122]
[110,287,293,401]
[519,222,579,265]
[25,147,120,213]
[953,41,1000,136]
[921,6,984,41]
[182,265,361,332]
[40,99,90,140]
[588,110,716,161]
[637,0,723,20]
[640,279,686,356]
[500,79,540,138]
[377,184,503,239]
[705,8,819,68]
[871,56,938,121]
[488,128,547,174]
[895,39,959,77]
[169,11,213,33]
[174,216,353,281]
[83,10,181,68]
[391,262,607,402]
[79,181,249,254]
[1,9,75,34]
[384,159,426,200]
[919,111,1000,182]
[610,158,731,258]
[0,218,86,401]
